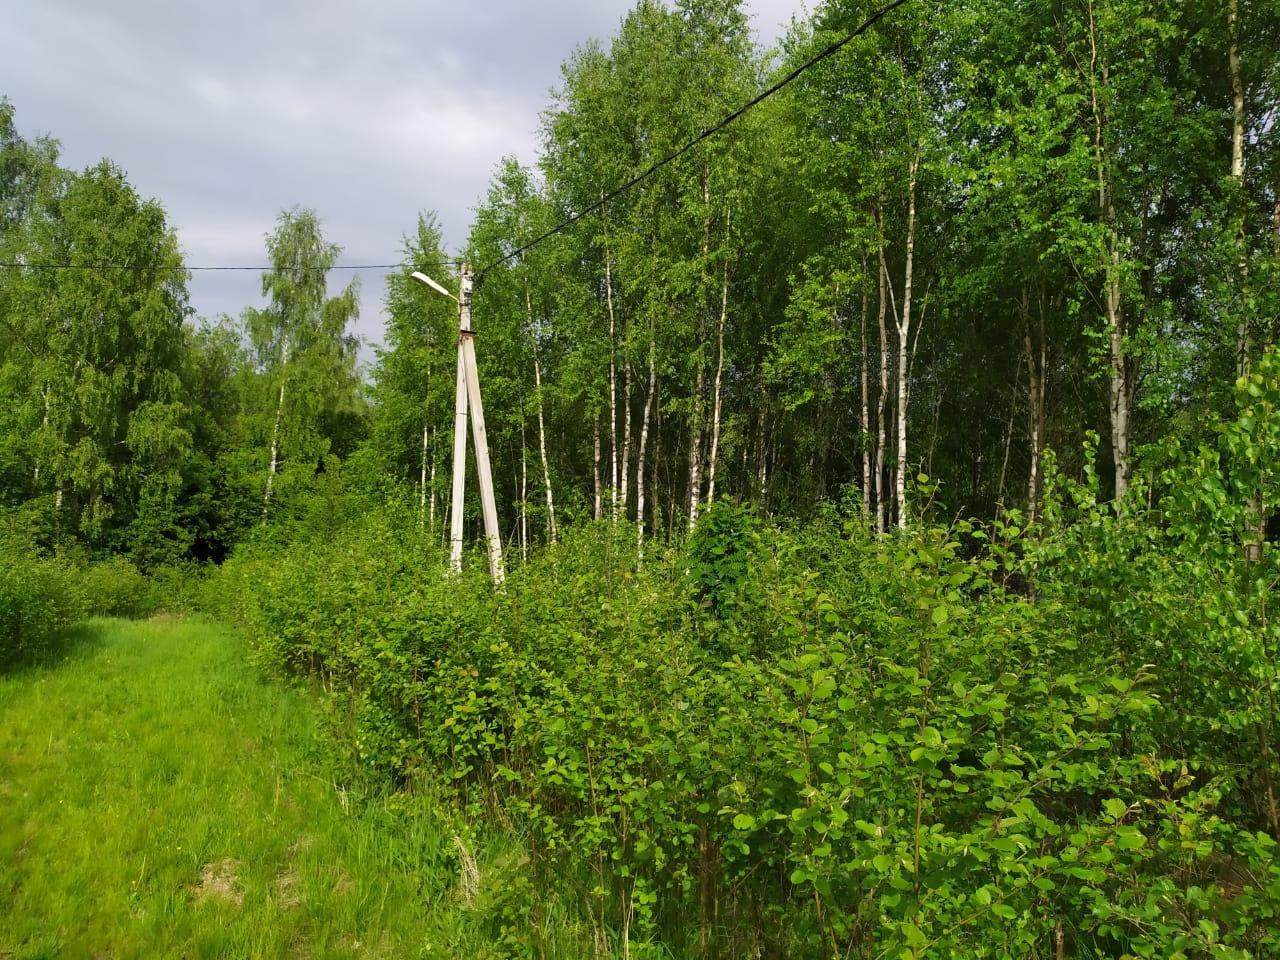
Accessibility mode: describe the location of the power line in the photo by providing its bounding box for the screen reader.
[0,0,910,284]
[0,260,456,272]
[476,0,913,280]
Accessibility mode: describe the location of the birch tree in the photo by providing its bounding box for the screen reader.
[373,212,456,529]
[246,208,359,518]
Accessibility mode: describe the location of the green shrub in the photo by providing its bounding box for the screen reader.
[214,500,1280,956]
[77,556,152,618]
[0,540,82,668]
[141,562,206,616]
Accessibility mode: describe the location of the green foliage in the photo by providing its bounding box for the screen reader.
[0,511,203,668]
[1031,351,1280,845]
[218,393,1280,957]
[684,496,759,626]
[0,534,79,668]
[74,555,152,619]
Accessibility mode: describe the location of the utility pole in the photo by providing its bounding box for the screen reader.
[414,264,506,584]
[449,286,469,574]
[457,264,505,584]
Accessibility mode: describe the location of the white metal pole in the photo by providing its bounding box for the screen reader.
[457,264,506,584]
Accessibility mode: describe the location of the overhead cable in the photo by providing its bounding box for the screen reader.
[475,0,913,279]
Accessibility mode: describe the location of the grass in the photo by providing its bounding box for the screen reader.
[0,617,543,960]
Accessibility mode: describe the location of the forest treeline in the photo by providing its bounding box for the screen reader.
[2,0,1277,564]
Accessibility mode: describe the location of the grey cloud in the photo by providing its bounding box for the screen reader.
[2,0,802,360]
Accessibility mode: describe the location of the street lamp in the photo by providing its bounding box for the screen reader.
[410,271,456,301]
[411,264,505,584]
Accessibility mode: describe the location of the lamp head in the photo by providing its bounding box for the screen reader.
[410,271,457,301]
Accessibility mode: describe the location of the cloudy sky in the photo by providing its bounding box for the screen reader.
[4,0,807,358]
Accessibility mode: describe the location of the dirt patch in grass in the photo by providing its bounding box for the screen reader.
[276,869,302,909]
[195,858,242,906]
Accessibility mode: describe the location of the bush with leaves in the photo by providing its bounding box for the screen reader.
[0,521,82,667]
[215,438,1280,958]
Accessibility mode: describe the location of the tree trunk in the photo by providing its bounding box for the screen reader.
[419,422,429,529]
[706,254,729,505]
[1106,246,1130,502]
[1231,0,1250,377]
[860,282,871,520]
[895,156,919,531]
[34,387,50,486]
[765,411,778,516]
[687,165,718,532]
[688,362,707,531]
[520,423,529,563]
[668,430,680,539]
[875,233,890,534]
[605,248,620,523]
[997,363,1018,515]
[636,331,657,556]
[593,414,602,522]
[533,352,557,544]
[263,334,290,519]
[1086,0,1131,502]
[754,384,768,502]
[926,390,943,479]
[264,376,286,517]
[621,355,632,518]
[429,429,438,531]
[523,281,558,544]
[1229,0,1263,561]
[1023,293,1047,526]
[653,381,664,543]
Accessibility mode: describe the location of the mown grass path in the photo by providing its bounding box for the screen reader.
[0,618,456,960]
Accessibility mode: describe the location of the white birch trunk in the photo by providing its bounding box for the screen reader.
[860,284,871,520]
[264,376,286,515]
[263,335,290,518]
[523,281,558,544]
[688,167,714,532]
[1024,293,1047,525]
[1086,1,1131,502]
[706,256,729,505]
[653,397,661,541]
[875,237,890,534]
[34,387,51,485]
[605,248,620,522]
[593,416,602,521]
[429,429,437,530]
[1229,0,1262,560]
[687,376,706,530]
[520,429,529,563]
[621,357,632,517]
[1105,246,1129,501]
[895,154,919,531]
[533,352,557,544]
[419,422,429,529]
[636,331,657,556]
